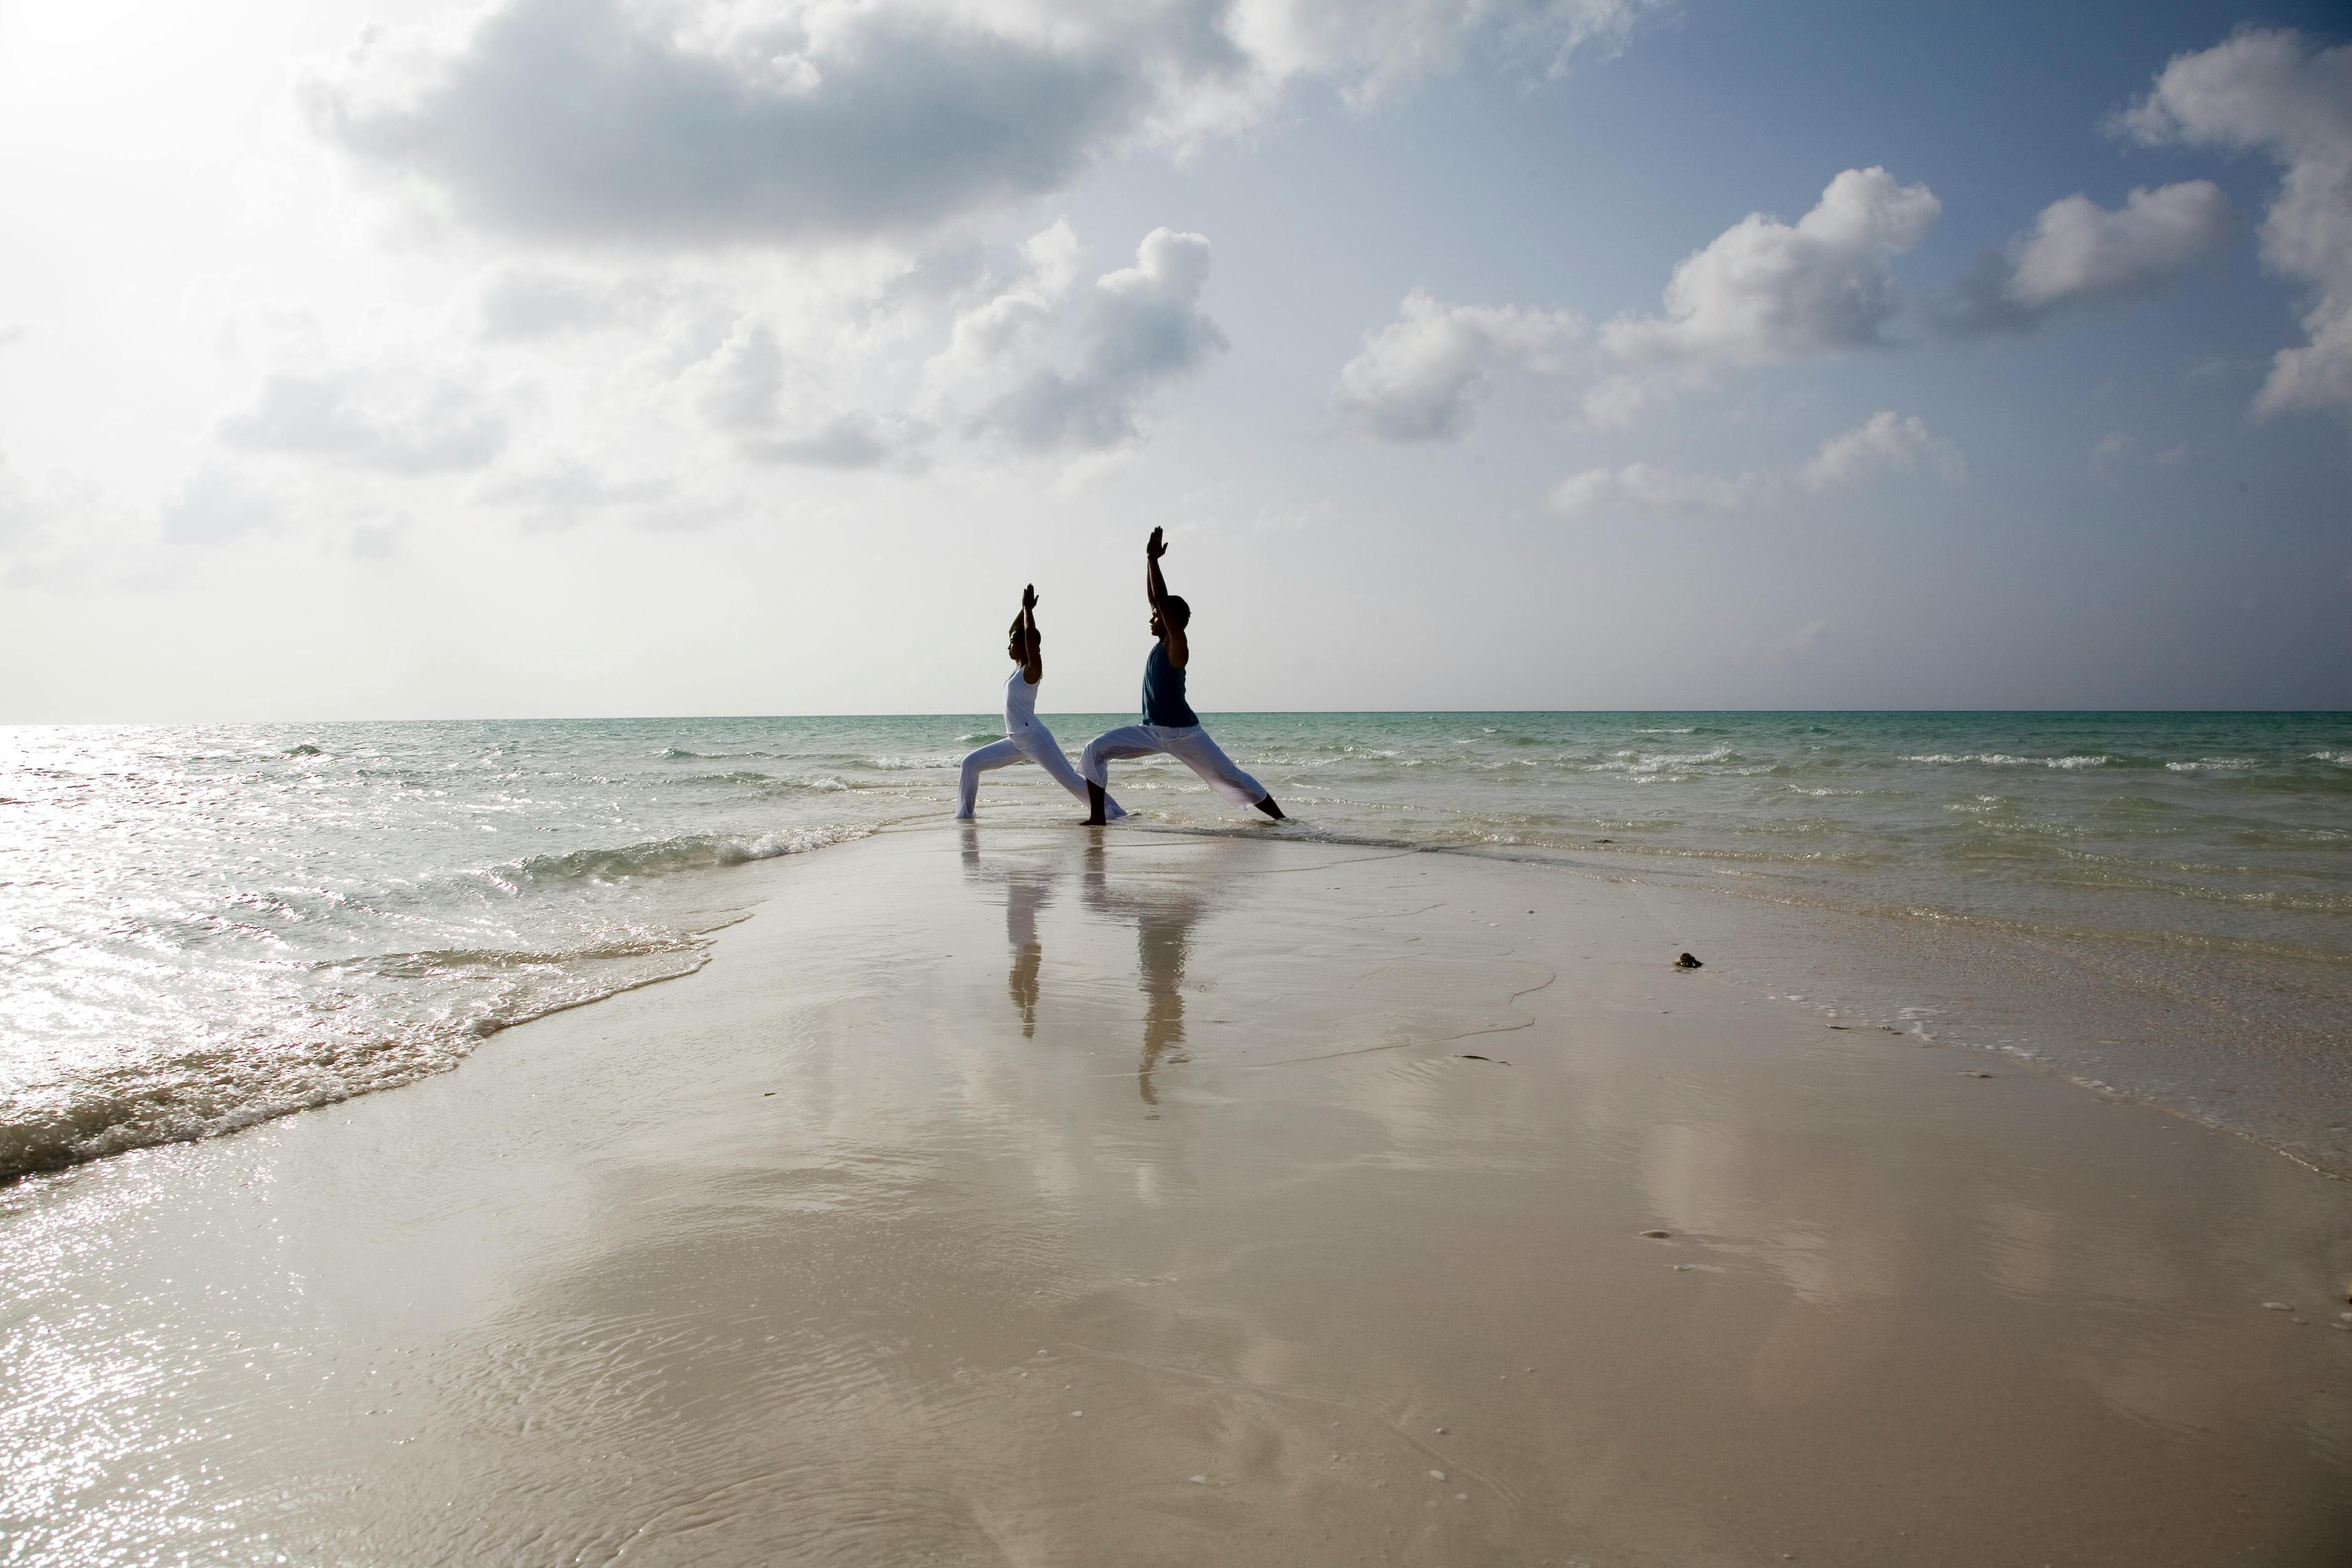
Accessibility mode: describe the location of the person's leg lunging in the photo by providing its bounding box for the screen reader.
[1080,726,1160,826]
[1162,726,1284,820]
[956,738,1024,820]
[1014,725,1123,818]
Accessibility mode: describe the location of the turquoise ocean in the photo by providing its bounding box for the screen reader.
[4,712,2348,1182]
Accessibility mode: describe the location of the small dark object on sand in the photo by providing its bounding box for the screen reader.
[1458,1054,1509,1065]
[1674,952,1703,969]
[1640,1229,1672,1239]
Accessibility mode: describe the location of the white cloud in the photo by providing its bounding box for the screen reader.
[217,369,509,473]
[685,317,790,434]
[477,268,673,339]
[1239,0,1659,107]
[348,517,414,558]
[1801,410,1965,490]
[873,236,993,310]
[744,411,932,469]
[1333,288,1583,441]
[158,468,280,543]
[2005,184,2236,312]
[306,0,1155,246]
[307,0,1660,248]
[1363,166,2226,434]
[473,457,684,528]
[2120,28,2352,424]
[646,221,1221,464]
[1546,461,1752,518]
[672,313,937,468]
[0,444,218,589]
[1936,182,2238,335]
[927,224,1226,451]
[1552,410,1962,517]
[1599,167,1941,370]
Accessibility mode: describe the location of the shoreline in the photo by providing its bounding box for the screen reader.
[4,821,2348,1564]
[27,810,2346,1191]
[11,710,2348,1191]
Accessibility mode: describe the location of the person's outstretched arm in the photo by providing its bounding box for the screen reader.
[1020,583,1043,685]
[1146,527,1187,669]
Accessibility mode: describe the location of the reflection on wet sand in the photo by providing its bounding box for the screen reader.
[960,824,1059,1039]
[6,825,2347,1567]
[1082,840,1204,1104]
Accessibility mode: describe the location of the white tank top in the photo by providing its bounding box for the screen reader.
[1004,663,1041,733]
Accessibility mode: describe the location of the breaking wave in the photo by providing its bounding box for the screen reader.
[0,932,718,1183]
[505,826,872,888]
[1903,753,2111,769]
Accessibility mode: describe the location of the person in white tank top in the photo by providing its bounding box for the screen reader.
[957,584,1125,820]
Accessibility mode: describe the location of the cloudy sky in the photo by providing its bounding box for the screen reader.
[1,0,2345,720]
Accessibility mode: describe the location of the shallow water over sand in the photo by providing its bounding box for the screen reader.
[4,712,2346,1178]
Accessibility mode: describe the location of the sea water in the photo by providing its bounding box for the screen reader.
[4,712,2347,1181]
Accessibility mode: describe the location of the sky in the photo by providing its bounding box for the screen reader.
[0,0,2346,720]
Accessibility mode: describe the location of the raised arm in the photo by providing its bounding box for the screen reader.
[1019,583,1043,685]
[1145,527,1187,668]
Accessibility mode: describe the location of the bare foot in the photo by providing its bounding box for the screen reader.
[1254,794,1286,821]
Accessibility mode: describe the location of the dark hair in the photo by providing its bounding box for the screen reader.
[1160,595,1191,628]
[1008,614,1041,644]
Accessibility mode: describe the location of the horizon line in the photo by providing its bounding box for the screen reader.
[7,707,2348,728]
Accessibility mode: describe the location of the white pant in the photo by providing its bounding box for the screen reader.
[1080,724,1267,809]
[959,724,1125,819]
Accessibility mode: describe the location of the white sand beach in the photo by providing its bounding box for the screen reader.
[4,823,2348,1566]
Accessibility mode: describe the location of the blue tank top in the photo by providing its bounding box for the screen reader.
[1142,641,1197,727]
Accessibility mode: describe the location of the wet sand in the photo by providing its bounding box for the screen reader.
[4,823,2349,1565]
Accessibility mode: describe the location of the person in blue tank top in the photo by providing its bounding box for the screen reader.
[1079,527,1286,826]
